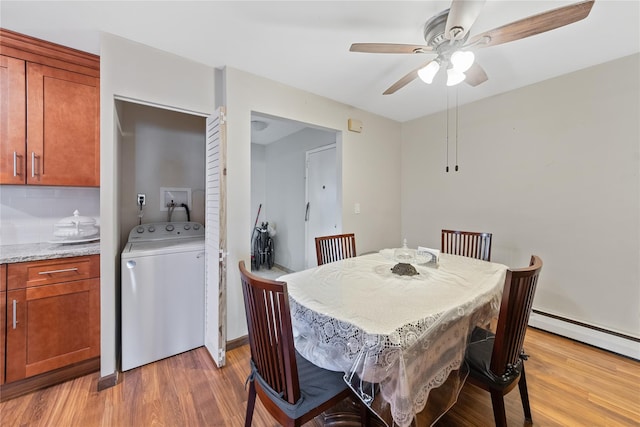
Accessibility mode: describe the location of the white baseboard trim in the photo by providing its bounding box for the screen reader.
[529,312,640,360]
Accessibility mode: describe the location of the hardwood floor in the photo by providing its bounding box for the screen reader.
[0,327,638,426]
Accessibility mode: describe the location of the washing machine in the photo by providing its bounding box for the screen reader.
[121,221,205,371]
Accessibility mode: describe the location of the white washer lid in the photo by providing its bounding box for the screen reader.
[121,237,204,257]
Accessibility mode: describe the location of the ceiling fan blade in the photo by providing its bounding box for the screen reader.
[464,62,488,87]
[446,0,487,40]
[350,43,433,54]
[383,61,434,95]
[468,0,595,48]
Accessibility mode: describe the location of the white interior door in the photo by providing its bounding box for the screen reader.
[305,144,337,268]
[204,107,227,367]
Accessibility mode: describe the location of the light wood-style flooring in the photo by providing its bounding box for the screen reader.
[1,327,638,426]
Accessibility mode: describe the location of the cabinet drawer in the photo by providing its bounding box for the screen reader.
[7,255,99,290]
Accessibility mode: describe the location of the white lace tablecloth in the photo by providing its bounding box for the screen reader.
[280,251,507,427]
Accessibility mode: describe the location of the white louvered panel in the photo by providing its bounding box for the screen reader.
[204,107,226,367]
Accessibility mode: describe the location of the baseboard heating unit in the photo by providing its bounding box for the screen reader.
[529,310,639,360]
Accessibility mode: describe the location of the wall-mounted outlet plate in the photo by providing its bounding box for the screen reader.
[160,187,191,211]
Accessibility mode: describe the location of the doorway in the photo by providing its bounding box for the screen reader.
[250,112,340,273]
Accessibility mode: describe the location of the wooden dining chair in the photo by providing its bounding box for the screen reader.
[441,229,493,261]
[464,255,543,427]
[315,233,357,266]
[239,261,364,427]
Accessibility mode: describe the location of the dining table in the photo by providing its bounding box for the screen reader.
[278,249,508,427]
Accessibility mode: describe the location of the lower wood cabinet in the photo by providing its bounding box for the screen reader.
[3,255,100,384]
[1,264,6,385]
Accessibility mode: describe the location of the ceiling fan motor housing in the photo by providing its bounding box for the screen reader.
[424,9,470,60]
[423,9,450,47]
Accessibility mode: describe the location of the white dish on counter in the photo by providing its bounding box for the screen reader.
[48,236,100,244]
[53,210,99,238]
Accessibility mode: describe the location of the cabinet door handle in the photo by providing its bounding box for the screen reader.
[12,299,18,329]
[31,152,36,178]
[13,151,18,177]
[38,267,79,275]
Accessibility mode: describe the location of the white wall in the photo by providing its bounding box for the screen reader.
[224,67,402,341]
[100,33,215,378]
[401,54,640,343]
[264,127,336,272]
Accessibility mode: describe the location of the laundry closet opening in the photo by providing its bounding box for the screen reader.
[115,99,208,370]
[250,112,342,276]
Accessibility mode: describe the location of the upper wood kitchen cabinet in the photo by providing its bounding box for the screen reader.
[0,29,100,186]
[0,55,26,184]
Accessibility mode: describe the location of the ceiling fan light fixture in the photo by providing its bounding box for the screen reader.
[446,68,466,86]
[450,50,475,73]
[418,60,440,84]
[355,0,598,95]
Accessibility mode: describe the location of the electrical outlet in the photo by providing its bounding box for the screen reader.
[137,193,146,206]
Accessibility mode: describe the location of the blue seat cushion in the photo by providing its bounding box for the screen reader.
[250,351,349,419]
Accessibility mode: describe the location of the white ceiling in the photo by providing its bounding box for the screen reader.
[251,113,309,145]
[2,1,638,123]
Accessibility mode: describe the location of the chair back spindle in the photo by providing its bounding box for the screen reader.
[441,229,492,261]
[315,233,357,265]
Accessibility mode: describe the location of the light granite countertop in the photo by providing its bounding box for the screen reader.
[0,241,100,264]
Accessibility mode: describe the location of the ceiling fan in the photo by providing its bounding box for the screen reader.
[350,0,595,94]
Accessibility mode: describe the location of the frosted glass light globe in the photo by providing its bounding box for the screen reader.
[446,68,466,86]
[418,61,440,84]
[450,50,475,73]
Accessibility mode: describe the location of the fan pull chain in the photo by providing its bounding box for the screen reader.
[455,87,459,172]
[446,89,449,173]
